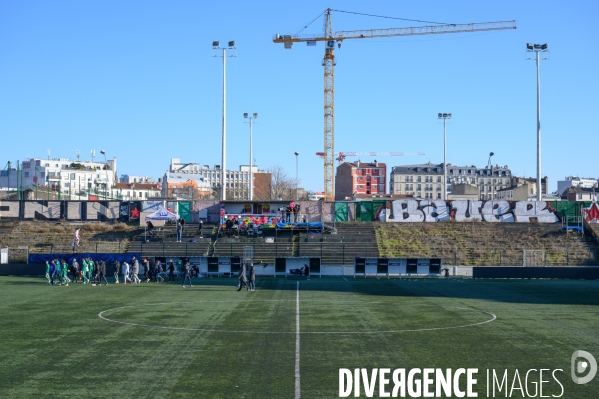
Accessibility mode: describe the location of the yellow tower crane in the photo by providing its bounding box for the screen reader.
[273,8,516,201]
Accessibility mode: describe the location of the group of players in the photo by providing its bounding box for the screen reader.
[43,256,192,287]
[44,257,108,286]
[44,256,263,290]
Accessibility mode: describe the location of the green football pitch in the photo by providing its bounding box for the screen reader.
[1,276,598,398]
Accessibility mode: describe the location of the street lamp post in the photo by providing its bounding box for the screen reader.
[35,166,39,200]
[487,152,495,200]
[244,113,258,201]
[294,152,299,201]
[100,150,108,200]
[526,43,549,201]
[213,40,236,201]
[438,113,452,200]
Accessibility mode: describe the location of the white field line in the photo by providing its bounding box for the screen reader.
[342,277,348,281]
[98,301,496,334]
[295,281,300,399]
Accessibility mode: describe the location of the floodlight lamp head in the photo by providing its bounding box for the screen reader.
[253,113,258,118]
[100,150,105,155]
[447,113,452,119]
[438,113,442,118]
[526,43,533,50]
[294,152,299,156]
[212,41,220,47]
[541,43,548,50]
[243,113,248,118]
[534,44,542,49]
[490,152,494,157]
[228,40,236,47]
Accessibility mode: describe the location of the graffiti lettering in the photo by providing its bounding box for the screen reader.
[24,201,61,219]
[86,202,120,220]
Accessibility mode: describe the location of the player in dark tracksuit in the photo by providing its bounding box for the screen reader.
[237,263,249,291]
[248,263,256,291]
[71,259,79,283]
[97,260,109,285]
[113,260,120,284]
[167,260,176,282]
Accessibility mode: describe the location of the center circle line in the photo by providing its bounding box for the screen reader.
[98,300,497,334]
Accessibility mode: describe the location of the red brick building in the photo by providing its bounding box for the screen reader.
[335,160,387,200]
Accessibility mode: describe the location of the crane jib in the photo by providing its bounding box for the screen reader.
[273,21,516,43]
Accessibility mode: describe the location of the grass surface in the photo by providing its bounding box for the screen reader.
[0,276,598,398]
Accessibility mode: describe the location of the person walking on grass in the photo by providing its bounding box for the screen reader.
[236,262,249,291]
[142,259,150,282]
[131,257,141,284]
[88,258,95,283]
[96,260,108,286]
[167,259,176,282]
[152,260,160,283]
[49,260,56,285]
[45,261,51,285]
[181,261,192,288]
[248,262,256,292]
[113,260,120,284]
[54,260,62,285]
[71,258,79,283]
[81,258,89,284]
[61,259,70,286]
[122,261,132,284]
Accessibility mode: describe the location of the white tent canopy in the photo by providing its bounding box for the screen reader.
[146,207,179,221]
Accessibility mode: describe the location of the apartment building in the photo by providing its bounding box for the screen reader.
[335,160,386,201]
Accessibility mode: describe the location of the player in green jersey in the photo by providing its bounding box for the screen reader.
[81,258,89,284]
[45,261,51,284]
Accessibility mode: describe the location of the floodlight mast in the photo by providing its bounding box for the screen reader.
[213,40,236,200]
[438,113,452,200]
[273,11,516,201]
[526,43,549,201]
[244,112,258,201]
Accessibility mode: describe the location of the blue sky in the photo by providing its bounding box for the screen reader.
[1,1,597,193]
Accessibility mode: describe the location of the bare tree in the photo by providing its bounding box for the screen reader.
[267,164,297,200]
[210,183,222,201]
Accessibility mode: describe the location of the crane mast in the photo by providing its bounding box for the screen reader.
[274,10,516,201]
[323,9,335,203]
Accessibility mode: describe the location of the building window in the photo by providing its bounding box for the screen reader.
[437,193,441,199]
[417,176,421,182]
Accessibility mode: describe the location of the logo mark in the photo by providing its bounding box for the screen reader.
[571,350,597,384]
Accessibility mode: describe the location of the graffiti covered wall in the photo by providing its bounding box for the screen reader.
[0,200,134,221]
[0,199,578,223]
[385,200,560,223]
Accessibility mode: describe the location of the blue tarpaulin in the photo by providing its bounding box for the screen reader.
[28,253,141,264]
